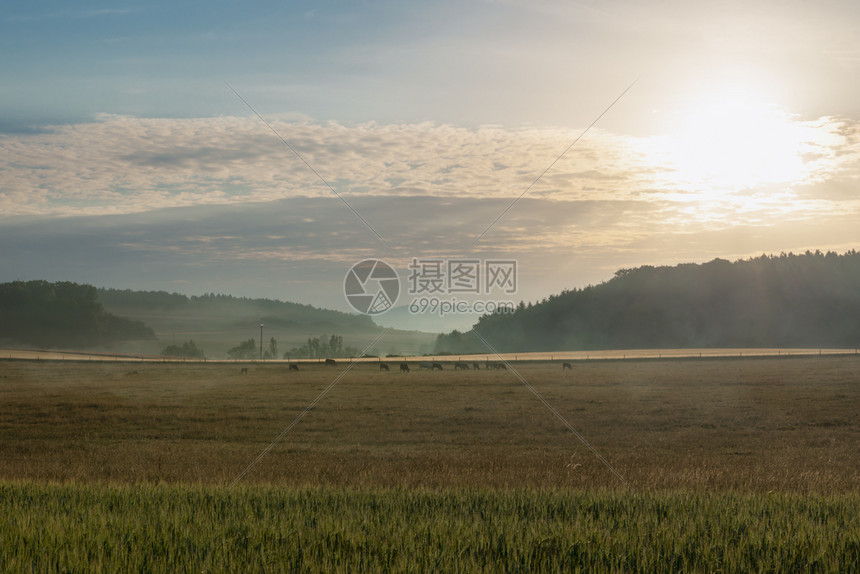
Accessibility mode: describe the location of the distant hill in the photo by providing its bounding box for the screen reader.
[373,303,479,333]
[98,289,376,331]
[97,288,436,358]
[435,250,860,353]
[0,280,155,349]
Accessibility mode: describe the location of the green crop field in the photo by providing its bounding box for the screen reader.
[1,356,858,571]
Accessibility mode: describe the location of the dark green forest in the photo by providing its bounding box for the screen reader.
[435,250,860,353]
[97,288,376,332]
[0,281,155,348]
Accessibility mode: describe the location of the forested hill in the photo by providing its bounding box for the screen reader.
[97,289,376,332]
[435,250,860,353]
[95,288,398,358]
[0,281,155,348]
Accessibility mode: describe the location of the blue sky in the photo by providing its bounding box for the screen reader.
[2,0,860,330]
[2,1,648,128]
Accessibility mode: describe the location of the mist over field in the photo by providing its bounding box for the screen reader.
[0,281,437,359]
[4,249,860,360]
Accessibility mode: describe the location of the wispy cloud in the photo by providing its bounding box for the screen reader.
[83,8,134,18]
[2,114,856,225]
[4,7,135,23]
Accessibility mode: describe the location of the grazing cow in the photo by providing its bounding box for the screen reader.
[472,362,481,370]
[454,362,470,370]
[240,367,248,374]
[400,363,410,373]
[432,362,443,371]
[562,362,572,371]
[379,363,390,371]
[419,361,433,371]
[289,363,299,371]
[325,358,337,367]
[488,362,507,370]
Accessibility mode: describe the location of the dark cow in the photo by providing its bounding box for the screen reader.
[289,363,299,371]
[562,362,572,371]
[454,362,470,370]
[400,363,410,373]
[472,362,481,370]
[419,362,433,370]
[432,362,443,371]
[379,363,390,371]
[488,362,507,370]
[325,358,337,367]
[240,367,249,374]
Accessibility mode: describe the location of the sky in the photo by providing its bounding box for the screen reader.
[2,0,860,331]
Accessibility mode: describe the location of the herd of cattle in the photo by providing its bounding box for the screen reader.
[242,360,574,373]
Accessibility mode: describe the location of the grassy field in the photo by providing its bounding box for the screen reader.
[2,355,857,489]
[1,355,858,570]
[2,482,858,573]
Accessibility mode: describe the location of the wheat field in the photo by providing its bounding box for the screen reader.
[2,355,859,571]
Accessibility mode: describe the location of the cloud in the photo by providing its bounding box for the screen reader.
[3,189,859,312]
[0,195,667,303]
[2,112,860,311]
[2,113,856,222]
[2,115,632,217]
[3,7,134,23]
[83,8,133,18]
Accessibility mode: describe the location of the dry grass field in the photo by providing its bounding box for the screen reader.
[2,355,858,491]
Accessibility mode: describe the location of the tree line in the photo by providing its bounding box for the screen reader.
[435,250,860,353]
[161,340,205,359]
[98,288,377,329]
[225,334,360,360]
[0,280,155,348]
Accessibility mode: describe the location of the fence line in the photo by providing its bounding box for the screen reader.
[2,348,858,363]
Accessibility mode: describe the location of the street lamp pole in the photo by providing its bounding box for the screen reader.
[260,323,264,361]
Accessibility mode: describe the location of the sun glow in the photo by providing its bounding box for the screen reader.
[650,89,812,193]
